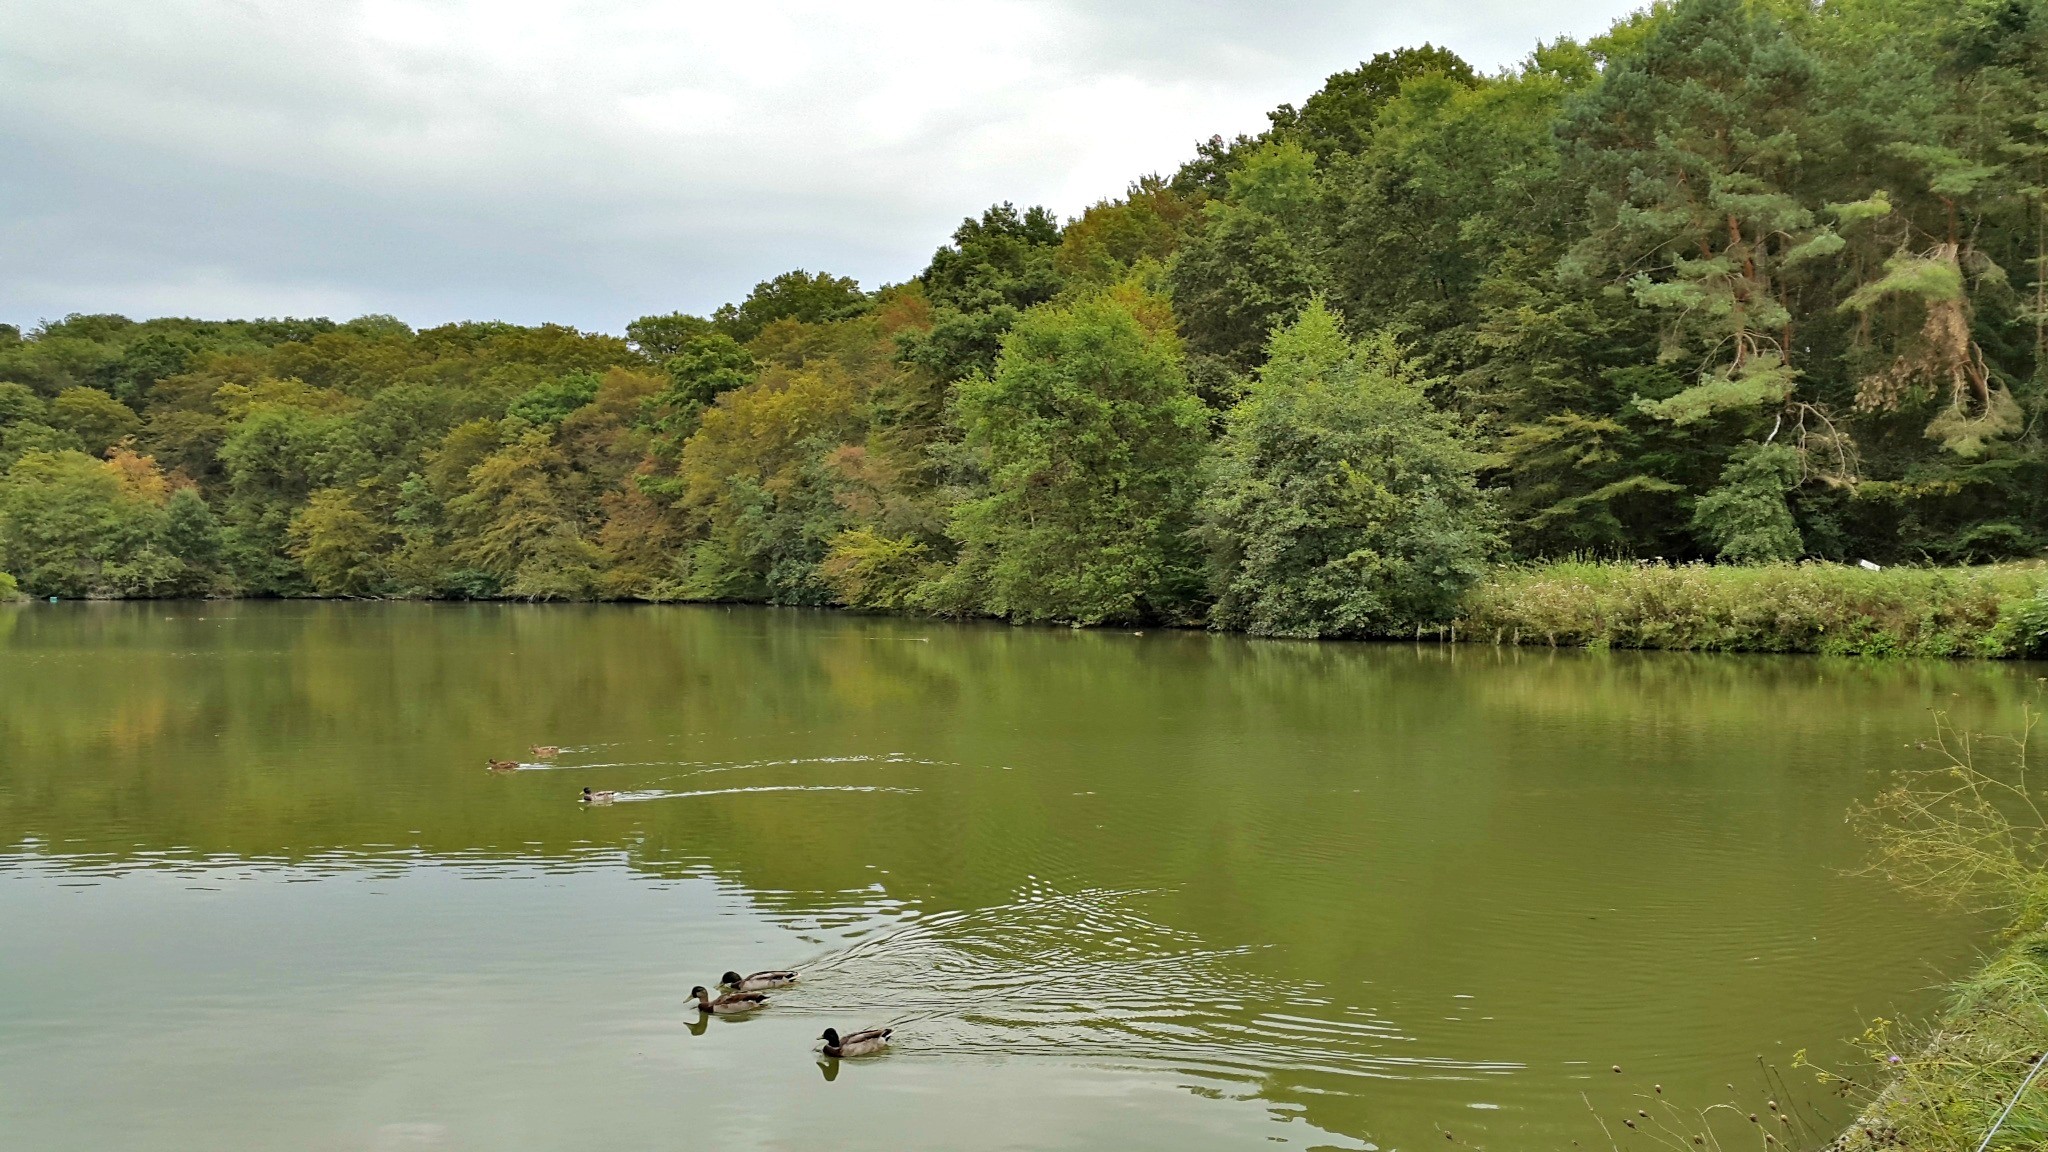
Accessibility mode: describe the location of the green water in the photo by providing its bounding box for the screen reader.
[0,603,2028,1150]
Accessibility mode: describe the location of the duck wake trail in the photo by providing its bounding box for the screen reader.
[778,881,1519,1091]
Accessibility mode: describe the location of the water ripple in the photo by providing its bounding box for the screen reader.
[605,785,922,803]
[762,882,1520,1091]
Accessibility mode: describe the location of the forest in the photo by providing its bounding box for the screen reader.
[4,0,2046,636]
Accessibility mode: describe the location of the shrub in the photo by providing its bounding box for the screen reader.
[820,528,932,611]
[946,284,1208,625]
[1198,301,1499,638]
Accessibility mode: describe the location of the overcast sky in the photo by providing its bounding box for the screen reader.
[0,1,1643,334]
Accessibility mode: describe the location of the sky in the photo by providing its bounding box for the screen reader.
[0,1,1645,334]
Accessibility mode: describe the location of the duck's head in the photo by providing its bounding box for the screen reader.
[720,971,744,986]
[581,787,592,797]
[689,986,709,999]
[820,1028,841,1045]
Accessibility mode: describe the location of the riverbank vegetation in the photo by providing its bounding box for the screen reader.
[1826,717,2048,1150]
[1463,560,2048,657]
[6,0,2048,641]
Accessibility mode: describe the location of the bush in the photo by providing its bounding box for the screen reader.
[0,571,19,601]
[1994,587,2048,658]
[1461,560,2047,657]
[946,284,1208,625]
[0,449,182,598]
[1198,301,1499,638]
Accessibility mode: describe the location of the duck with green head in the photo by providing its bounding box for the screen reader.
[722,969,797,991]
[819,1027,891,1057]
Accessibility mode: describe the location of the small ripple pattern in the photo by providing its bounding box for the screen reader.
[784,880,1519,1091]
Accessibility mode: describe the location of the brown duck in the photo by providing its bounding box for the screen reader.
[691,985,767,1015]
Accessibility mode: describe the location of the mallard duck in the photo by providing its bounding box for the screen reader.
[820,1027,891,1057]
[580,787,616,804]
[690,985,767,1014]
[722,969,798,991]
[531,745,560,759]
[486,759,520,772]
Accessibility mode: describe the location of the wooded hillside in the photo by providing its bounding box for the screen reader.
[4,0,2043,635]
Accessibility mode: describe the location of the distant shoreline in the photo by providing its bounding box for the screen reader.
[14,558,2048,661]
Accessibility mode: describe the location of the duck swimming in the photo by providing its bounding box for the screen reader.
[580,787,616,804]
[485,759,520,772]
[820,1027,891,1057]
[531,746,560,759]
[690,985,767,1015]
[721,969,798,991]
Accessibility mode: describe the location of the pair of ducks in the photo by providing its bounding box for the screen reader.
[689,969,893,1058]
[481,750,619,803]
[485,746,562,773]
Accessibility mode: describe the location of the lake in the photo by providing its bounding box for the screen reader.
[0,602,2029,1150]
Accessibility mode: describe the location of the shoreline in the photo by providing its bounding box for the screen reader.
[1828,916,2048,1150]
[11,559,2048,660]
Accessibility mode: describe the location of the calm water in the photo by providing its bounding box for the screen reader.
[0,603,2031,1150]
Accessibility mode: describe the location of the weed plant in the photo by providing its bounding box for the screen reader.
[1824,714,2048,1150]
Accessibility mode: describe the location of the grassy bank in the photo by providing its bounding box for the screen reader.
[1826,917,2048,1151]
[1825,718,2048,1149]
[1460,561,2048,658]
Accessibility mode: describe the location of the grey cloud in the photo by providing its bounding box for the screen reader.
[0,1,1642,333]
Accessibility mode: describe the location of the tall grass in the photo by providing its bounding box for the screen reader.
[1823,714,2048,1150]
[1459,561,2048,658]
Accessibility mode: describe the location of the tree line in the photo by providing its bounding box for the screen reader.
[3,0,2044,636]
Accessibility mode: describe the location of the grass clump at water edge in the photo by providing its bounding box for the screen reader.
[1821,936,2048,1151]
[1822,715,2048,1150]
[1459,561,2048,658]
[1579,714,2048,1150]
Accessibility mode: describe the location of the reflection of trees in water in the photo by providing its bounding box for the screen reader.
[0,602,2010,1147]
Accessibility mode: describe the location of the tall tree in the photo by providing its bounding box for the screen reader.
[1168,141,1332,378]
[713,270,868,343]
[902,203,1065,383]
[943,285,1207,624]
[1268,44,1479,162]
[1199,300,1500,637]
[1559,0,1829,439]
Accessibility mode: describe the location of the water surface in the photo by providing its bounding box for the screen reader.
[0,603,2028,1150]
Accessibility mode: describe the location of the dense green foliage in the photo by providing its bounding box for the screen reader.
[6,0,2048,634]
[944,285,1208,624]
[1200,301,1499,637]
